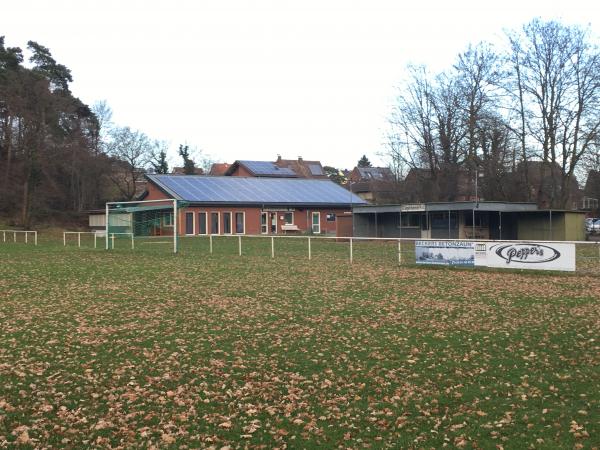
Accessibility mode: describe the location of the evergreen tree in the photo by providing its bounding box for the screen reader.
[357,155,372,168]
[178,144,196,175]
[151,150,169,174]
[323,166,346,185]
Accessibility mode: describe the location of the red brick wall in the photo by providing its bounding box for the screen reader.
[145,182,171,201]
[177,207,347,236]
[229,165,253,177]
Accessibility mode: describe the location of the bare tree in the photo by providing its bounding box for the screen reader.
[388,66,438,174]
[106,126,152,200]
[454,43,501,164]
[508,19,600,207]
[91,100,113,155]
[386,19,600,207]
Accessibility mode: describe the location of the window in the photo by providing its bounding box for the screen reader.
[163,212,173,227]
[223,212,232,234]
[198,212,207,234]
[260,212,268,234]
[283,212,294,224]
[235,212,245,234]
[326,213,336,222]
[311,212,321,234]
[185,212,194,235]
[464,212,489,228]
[401,213,420,227]
[210,212,219,234]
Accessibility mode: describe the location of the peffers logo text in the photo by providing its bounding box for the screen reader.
[494,244,561,264]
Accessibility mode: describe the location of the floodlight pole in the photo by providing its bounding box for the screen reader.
[173,199,178,254]
[472,169,478,239]
[105,202,109,250]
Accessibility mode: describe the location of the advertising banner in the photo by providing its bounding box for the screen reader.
[415,241,475,266]
[474,242,576,272]
[414,241,576,271]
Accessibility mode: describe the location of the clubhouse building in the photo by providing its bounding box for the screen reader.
[140,174,366,236]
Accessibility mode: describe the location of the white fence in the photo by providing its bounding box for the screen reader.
[64,231,134,249]
[60,231,600,274]
[64,231,101,248]
[1,230,37,245]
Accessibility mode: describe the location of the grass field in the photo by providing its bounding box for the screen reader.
[1,239,599,448]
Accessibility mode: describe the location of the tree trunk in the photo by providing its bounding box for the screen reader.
[21,166,31,228]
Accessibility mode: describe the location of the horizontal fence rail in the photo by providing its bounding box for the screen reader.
[1,230,37,245]
[63,231,102,248]
[59,231,600,275]
[109,232,135,250]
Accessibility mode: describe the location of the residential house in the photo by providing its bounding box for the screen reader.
[208,163,231,176]
[171,167,205,175]
[583,170,600,213]
[346,166,401,204]
[225,156,327,179]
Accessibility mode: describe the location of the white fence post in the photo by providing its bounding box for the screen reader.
[34,231,37,246]
[349,238,353,264]
[94,233,97,249]
[131,233,134,250]
[3,231,5,242]
[63,232,66,246]
[25,232,28,244]
[271,236,274,258]
[111,233,115,249]
[209,234,213,254]
[398,240,402,265]
[13,231,16,243]
[238,235,242,256]
[78,232,81,248]
[308,237,311,260]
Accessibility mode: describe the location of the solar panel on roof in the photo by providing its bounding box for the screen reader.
[148,175,367,205]
[239,160,297,177]
[308,164,324,175]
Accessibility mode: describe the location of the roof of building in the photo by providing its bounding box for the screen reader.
[171,167,205,175]
[275,157,327,178]
[353,201,541,214]
[226,160,298,177]
[355,167,394,180]
[585,170,600,195]
[208,163,231,176]
[224,157,328,178]
[146,174,368,206]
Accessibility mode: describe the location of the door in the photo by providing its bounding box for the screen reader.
[261,212,268,234]
[270,212,277,234]
[185,212,194,235]
[312,211,321,234]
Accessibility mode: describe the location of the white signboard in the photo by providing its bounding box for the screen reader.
[400,203,426,212]
[415,241,475,267]
[474,242,576,272]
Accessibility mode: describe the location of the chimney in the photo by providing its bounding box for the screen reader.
[298,156,303,162]
[276,154,281,162]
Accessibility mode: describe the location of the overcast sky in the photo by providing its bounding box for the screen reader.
[2,0,599,169]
